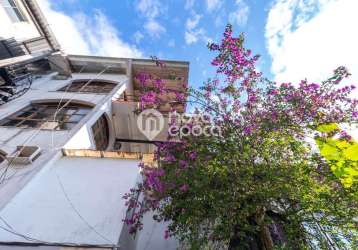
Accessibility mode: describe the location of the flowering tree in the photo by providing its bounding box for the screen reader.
[124,25,358,249]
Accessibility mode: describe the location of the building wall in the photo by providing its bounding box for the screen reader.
[0,72,128,210]
[0,156,140,247]
[135,212,179,250]
[0,0,40,41]
[0,72,127,153]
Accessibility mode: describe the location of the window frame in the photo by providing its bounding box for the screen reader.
[0,102,93,131]
[58,80,118,95]
[0,153,5,164]
[91,114,110,151]
[1,0,27,23]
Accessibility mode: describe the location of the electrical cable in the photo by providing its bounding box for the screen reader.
[0,215,116,248]
[50,64,86,148]
[0,58,125,248]
[55,172,114,244]
[0,65,110,184]
[0,64,120,247]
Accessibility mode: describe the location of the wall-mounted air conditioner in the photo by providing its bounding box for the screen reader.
[7,146,41,165]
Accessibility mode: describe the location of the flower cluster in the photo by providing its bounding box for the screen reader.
[123,24,358,247]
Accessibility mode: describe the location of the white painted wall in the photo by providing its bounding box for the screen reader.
[0,61,180,249]
[0,0,40,41]
[64,82,126,151]
[0,73,127,155]
[0,156,141,247]
[0,72,128,210]
[112,102,171,142]
[136,212,180,250]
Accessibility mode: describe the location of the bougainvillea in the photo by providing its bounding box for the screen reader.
[124,24,358,249]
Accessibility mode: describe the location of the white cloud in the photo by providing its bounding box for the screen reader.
[133,31,144,44]
[265,0,358,87]
[186,13,202,30]
[144,19,166,37]
[37,0,142,58]
[136,0,166,38]
[266,0,357,139]
[137,0,161,19]
[229,0,249,27]
[185,29,205,44]
[206,0,223,12]
[184,12,210,45]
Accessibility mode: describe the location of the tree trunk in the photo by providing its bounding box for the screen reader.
[228,209,291,250]
[255,207,275,250]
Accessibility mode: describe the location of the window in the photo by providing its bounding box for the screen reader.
[0,102,92,130]
[92,114,109,151]
[0,152,5,164]
[0,0,27,22]
[58,80,117,94]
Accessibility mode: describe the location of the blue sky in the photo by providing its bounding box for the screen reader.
[38,0,358,92]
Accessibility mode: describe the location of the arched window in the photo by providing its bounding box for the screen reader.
[92,114,110,151]
[58,80,117,94]
[0,102,92,130]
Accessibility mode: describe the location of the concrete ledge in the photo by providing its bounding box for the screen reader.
[61,149,154,163]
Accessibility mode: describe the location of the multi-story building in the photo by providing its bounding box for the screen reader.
[0,0,60,58]
[0,1,189,249]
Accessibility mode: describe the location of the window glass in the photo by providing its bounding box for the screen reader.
[0,0,27,22]
[0,102,92,130]
[58,80,117,94]
[59,122,77,130]
[92,114,110,150]
[0,153,5,164]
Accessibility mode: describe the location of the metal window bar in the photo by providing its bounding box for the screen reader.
[0,0,27,22]
[0,103,92,130]
[0,38,26,59]
[0,64,32,105]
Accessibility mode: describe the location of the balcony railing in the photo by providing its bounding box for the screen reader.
[0,38,26,60]
[0,66,32,105]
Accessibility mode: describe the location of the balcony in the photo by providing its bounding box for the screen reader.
[0,65,32,105]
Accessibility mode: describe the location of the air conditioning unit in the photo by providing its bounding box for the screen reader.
[7,146,41,165]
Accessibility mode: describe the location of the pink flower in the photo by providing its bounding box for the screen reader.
[243,125,254,135]
[180,184,189,192]
[164,154,176,162]
[179,160,189,168]
[140,91,157,106]
[164,230,170,239]
[175,92,186,102]
[248,94,257,103]
[188,151,198,160]
[339,130,352,141]
[269,89,279,96]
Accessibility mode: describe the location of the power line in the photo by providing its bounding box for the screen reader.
[0,215,116,248]
[51,65,86,148]
[55,172,114,244]
[0,62,120,247]
[0,65,111,184]
[0,58,60,184]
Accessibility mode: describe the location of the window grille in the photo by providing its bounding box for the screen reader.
[58,80,117,94]
[0,102,92,130]
[92,114,109,150]
[0,0,27,22]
